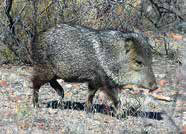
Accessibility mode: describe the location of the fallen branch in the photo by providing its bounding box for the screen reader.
[122,84,173,102]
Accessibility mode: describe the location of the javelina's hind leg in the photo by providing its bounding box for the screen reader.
[33,88,39,108]
[49,78,64,105]
[32,76,45,108]
[85,81,99,112]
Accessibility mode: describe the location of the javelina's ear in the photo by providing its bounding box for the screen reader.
[124,39,134,54]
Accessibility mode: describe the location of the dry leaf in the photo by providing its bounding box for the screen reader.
[183,125,186,134]
[0,80,8,87]
[18,121,30,130]
[122,84,172,101]
[159,80,168,87]
[72,83,80,89]
[170,33,183,41]
[65,92,72,97]
[38,123,45,129]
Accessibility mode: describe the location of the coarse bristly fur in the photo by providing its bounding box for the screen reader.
[31,23,157,115]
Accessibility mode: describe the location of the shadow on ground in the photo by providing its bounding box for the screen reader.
[46,100,164,120]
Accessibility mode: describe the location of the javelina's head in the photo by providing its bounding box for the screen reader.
[119,38,157,90]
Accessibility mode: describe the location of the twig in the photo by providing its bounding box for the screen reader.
[122,84,173,102]
[4,0,15,34]
[39,1,54,16]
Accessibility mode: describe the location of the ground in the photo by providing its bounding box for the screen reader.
[0,35,185,134]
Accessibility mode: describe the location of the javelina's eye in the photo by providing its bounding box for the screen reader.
[136,60,143,65]
[126,49,130,54]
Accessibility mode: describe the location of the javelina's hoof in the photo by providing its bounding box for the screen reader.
[57,97,64,109]
[46,100,64,109]
[115,110,125,119]
[113,106,125,119]
[47,97,64,109]
[33,102,40,108]
[113,100,125,119]
[33,98,39,108]
[85,101,93,113]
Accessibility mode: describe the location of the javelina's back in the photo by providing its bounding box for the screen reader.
[35,24,127,82]
[37,24,100,81]
[35,24,133,82]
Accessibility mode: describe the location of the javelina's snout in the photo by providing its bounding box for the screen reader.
[124,69,157,90]
[141,67,158,90]
[141,79,158,90]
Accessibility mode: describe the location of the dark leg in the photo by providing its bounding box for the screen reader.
[32,76,45,108]
[97,69,120,110]
[104,80,120,110]
[49,78,64,108]
[105,87,122,118]
[95,69,121,114]
[33,88,39,108]
[49,78,64,99]
[100,76,122,117]
[85,80,99,112]
[31,64,56,107]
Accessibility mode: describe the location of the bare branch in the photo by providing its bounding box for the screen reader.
[29,0,38,64]
[4,0,15,34]
[39,1,54,16]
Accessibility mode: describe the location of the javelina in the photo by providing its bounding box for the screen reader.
[31,24,157,112]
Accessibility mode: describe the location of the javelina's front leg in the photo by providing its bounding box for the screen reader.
[85,80,99,112]
[103,78,122,118]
